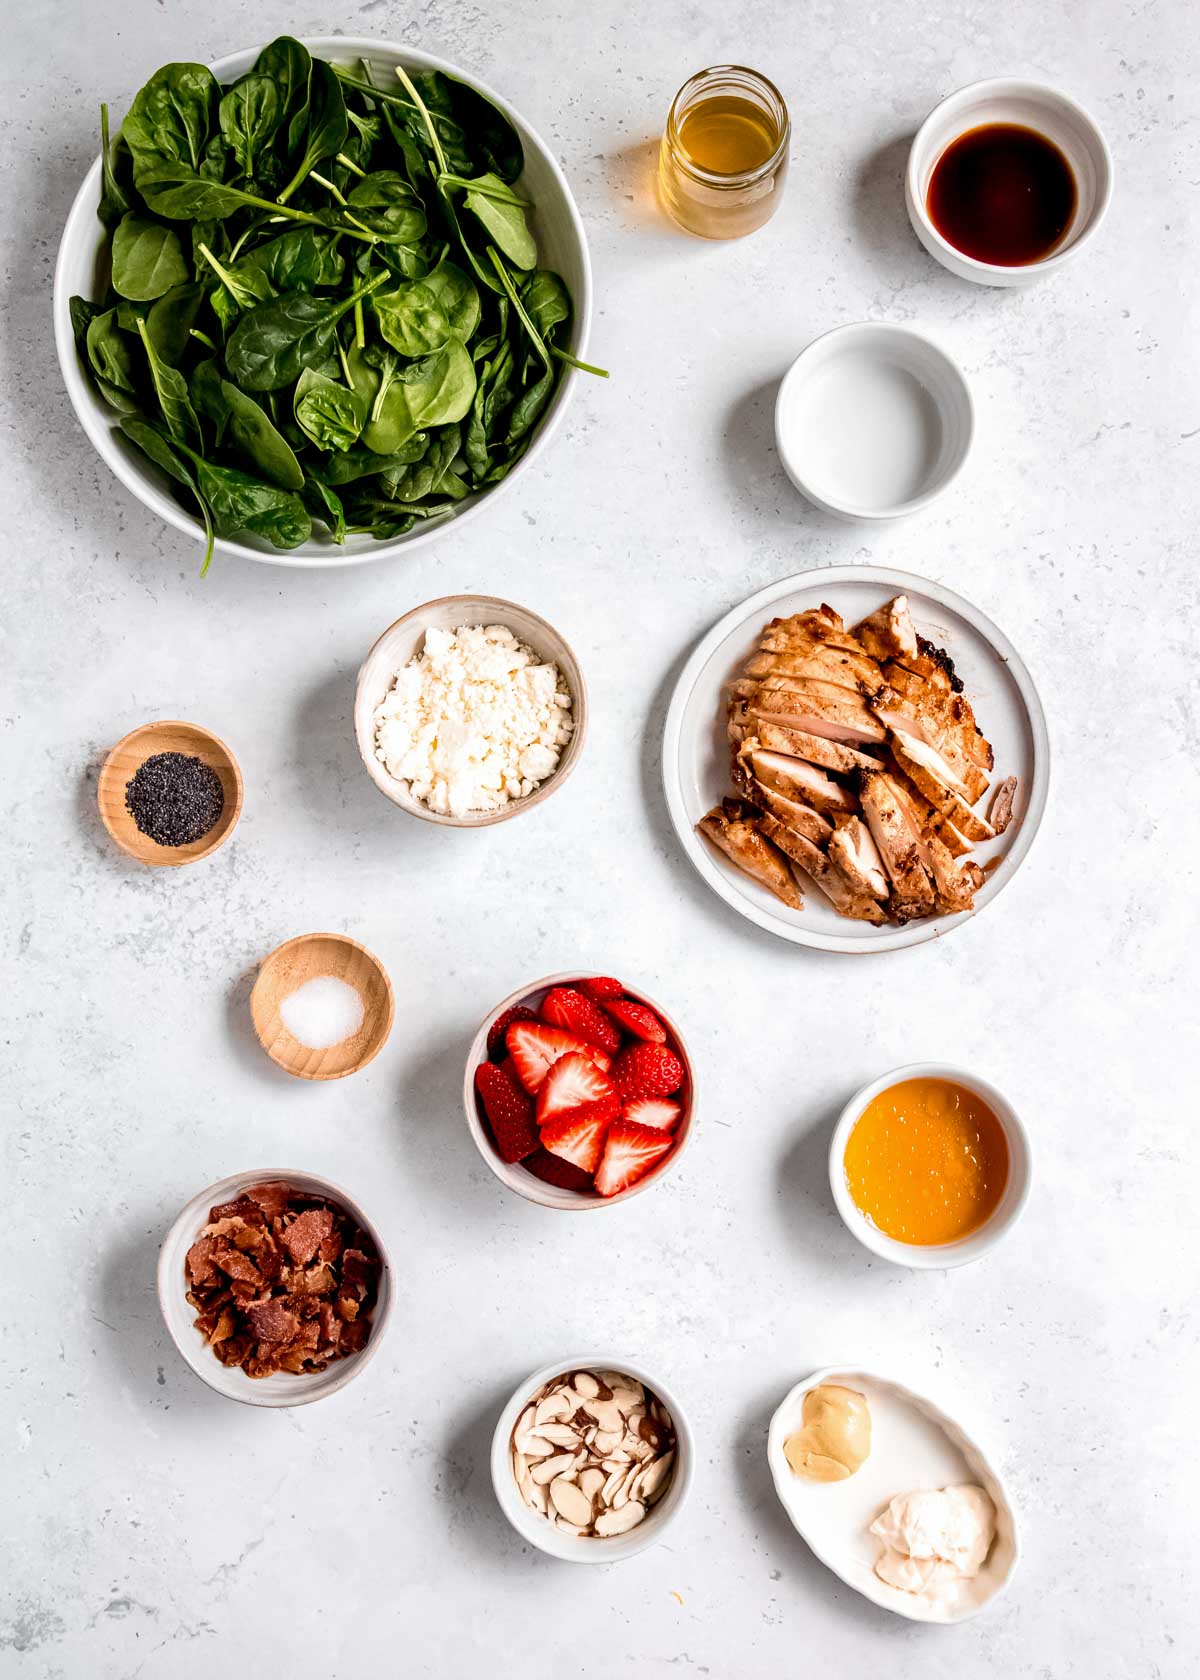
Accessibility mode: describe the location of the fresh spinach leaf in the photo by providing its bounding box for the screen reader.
[191,360,305,488]
[373,258,479,356]
[278,60,347,203]
[293,367,368,452]
[224,273,384,390]
[123,63,220,183]
[98,104,133,227]
[459,173,537,268]
[219,74,282,177]
[111,213,189,301]
[119,415,216,573]
[136,318,201,449]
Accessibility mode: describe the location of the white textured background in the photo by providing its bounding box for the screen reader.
[3,1,1198,1675]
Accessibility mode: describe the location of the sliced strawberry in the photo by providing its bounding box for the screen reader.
[540,1105,614,1174]
[540,986,622,1055]
[522,1146,595,1193]
[506,1020,611,1093]
[578,975,625,1000]
[622,1096,681,1131]
[594,1119,675,1197]
[474,1062,539,1163]
[602,998,667,1044]
[487,1003,537,1062]
[612,1041,685,1100]
[536,1051,618,1126]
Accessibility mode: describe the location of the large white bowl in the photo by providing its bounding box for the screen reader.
[157,1167,393,1406]
[491,1355,695,1562]
[53,38,592,568]
[662,565,1050,953]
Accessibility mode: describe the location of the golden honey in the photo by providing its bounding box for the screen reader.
[659,66,789,240]
[844,1078,1009,1245]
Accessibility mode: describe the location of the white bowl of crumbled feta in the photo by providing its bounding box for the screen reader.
[355,597,587,825]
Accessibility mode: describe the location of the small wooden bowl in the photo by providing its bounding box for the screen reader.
[97,720,243,866]
[250,933,394,1081]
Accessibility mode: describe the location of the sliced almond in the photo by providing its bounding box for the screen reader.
[516,1405,536,1436]
[523,1475,549,1516]
[535,1392,572,1425]
[515,1432,555,1460]
[582,1397,625,1434]
[612,1463,642,1509]
[573,1370,600,1399]
[536,1422,582,1447]
[550,1477,595,1527]
[601,1465,625,1505]
[578,1467,605,1500]
[595,1500,646,1537]
[531,1451,578,1485]
[638,1452,674,1504]
[555,1517,589,1536]
[591,1428,622,1456]
[610,1386,644,1416]
[512,1447,527,1483]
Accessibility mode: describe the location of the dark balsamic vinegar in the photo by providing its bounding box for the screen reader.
[927,123,1077,266]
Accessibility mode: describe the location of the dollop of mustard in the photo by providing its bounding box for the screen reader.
[783,1384,871,1482]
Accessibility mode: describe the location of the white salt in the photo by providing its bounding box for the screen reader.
[279,975,365,1049]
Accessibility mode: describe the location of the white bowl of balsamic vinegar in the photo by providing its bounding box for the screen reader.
[906,79,1113,286]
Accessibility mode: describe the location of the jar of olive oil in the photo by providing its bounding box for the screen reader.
[659,65,790,239]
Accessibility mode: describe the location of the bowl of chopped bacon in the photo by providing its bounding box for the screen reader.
[158,1170,392,1406]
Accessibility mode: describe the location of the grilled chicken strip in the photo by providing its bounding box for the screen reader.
[762,605,868,652]
[697,799,803,909]
[827,815,889,900]
[728,681,888,746]
[889,732,981,810]
[876,706,991,804]
[741,780,833,845]
[853,595,919,662]
[881,665,994,771]
[859,771,935,920]
[756,816,888,925]
[988,775,1018,834]
[745,642,887,696]
[733,711,884,775]
[928,835,985,915]
[742,746,857,816]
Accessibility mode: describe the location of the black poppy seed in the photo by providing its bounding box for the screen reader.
[124,752,225,848]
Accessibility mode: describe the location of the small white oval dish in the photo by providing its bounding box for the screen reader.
[661,565,1049,953]
[775,324,973,520]
[767,1366,1019,1623]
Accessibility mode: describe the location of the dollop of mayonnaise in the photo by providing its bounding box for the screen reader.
[870,1485,996,1599]
[783,1384,871,1482]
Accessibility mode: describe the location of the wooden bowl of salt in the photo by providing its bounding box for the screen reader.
[250,933,394,1081]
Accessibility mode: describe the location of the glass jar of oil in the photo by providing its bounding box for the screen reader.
[659,66,790,239]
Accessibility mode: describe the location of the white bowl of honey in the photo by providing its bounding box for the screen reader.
[905,79,1113,286]
[829,1065,1032,1269]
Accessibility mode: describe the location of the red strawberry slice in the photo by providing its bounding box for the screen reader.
[594,1119,675,1197]
[506,1020,611,1093]
[487,1003,538,1062]
[474,1062,539,1163]
[540,1105,614,1175]
[602,998,667,1044]
[522,1147,595,1193]
[612,1041,684,1100]
[622,1096,681,1131]
[540,987,622,1055]
[535,1051,618,1126]
[578,975,625,1000]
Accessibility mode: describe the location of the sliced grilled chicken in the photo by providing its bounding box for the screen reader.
[756,816,888,925]
[742,747,857,816]
[745,717,884,775]
[988,776,1018,834]
[935,818,974,859]
[882,666,994,771]
[853,594,919,662]
[745,643,886,696]
[741,779,833,845]
[859,771,935,920]
[875,705,990,804]
[727,681,888,746]
[827,815,889,900]
[762,605,867,654]
[889,732,979,809]
[932,791,996,844]
[928,834,985,915]
[697,800,803,909]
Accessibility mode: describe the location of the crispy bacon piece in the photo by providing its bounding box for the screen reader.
[184,1184,380,1379]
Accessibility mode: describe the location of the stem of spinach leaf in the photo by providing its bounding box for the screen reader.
[394,65,448,174]
[310,169,348,206]
[550,347,610,377]
[336,152,367,178]
[190,327,218,351]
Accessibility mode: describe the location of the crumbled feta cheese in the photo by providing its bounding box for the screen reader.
[373,623,575,817]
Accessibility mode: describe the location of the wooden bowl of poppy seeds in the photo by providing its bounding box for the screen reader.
[97,720,243,866]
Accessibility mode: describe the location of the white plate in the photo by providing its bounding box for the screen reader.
[767,1366,1019,1623]
[661,565,1049,953]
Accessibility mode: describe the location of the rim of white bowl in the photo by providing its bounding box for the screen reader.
[774,323,974,520]
[463,972,697,1209]
[52,37,593,569]
[354,596,589,825]
[491,1354,696,1561]
[157,1166,393,1405]
[905,77,1114,280]
[828,1063,1033,1269]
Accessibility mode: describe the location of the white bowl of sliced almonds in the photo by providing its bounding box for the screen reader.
[492,1358,695,1562]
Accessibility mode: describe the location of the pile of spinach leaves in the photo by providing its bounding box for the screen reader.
[71,40,604,572]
